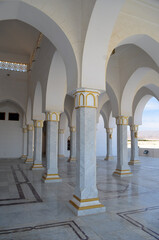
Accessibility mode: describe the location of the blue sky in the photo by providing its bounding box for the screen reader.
[139,97,159,131]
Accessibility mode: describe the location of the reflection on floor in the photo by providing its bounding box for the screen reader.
[0,157,159,240]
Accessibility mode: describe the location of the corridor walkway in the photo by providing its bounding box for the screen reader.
[0,157,159,240]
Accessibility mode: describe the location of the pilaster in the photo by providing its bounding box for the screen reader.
[21,127,27,160]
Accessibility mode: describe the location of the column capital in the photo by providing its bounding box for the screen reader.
[23,127,27,133]
[106,128,113,134]
[34,120,43,128]
[73,88,100,109]
[70,126,76,132]
[46,112,60,122]
[27,124,34,131]
[130,125,138,132]
[58,129,65,134]
[116,116,128,125]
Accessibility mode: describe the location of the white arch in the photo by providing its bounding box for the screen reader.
[45,51,67,112]
[33,81,45,120]
[71,109,76,127]
[0,0,78,92]
[121,68,159,116]
[117,35,159,68]
[82,0,125,90]
[134,95,152,125]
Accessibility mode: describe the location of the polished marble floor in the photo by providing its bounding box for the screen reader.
[0,156,159,240]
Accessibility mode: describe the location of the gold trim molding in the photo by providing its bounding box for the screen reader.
[74,89,100,109]
[70,126,76,132]
[34,120,43,128]
[46,112,60,122]
[116,116,128,125]
[58,129,64,134]
[23,128,27,133]
[27,125,34,131]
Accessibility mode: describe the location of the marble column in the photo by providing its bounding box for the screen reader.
[21,127,27,160]
[58,129,65,158]
[25,124,34,163]
[32,120,44,170]
[129,125,140,165]
[105,128,114,160]
[68,126,76,162]
[69,89,106,216]
[113,116,132,177]
[42,112,62,182]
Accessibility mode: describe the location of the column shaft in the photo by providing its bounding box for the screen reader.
[69,89,105,216]
[68,127,76,161]
[21,127,27,159]
[105,128,114,160]
[42,112,61,182]
[129,125,140,165]
[113,116,132,177]
[32,120,44,170]
[58,129,65,158]
[25,125,34,163]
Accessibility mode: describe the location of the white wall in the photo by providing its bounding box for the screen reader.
[0,103,23,158]
[96,115,117,157]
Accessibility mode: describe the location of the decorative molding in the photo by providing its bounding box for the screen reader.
[70,126,76,132]
[34,120,43,128]
[23,128,27,133]
[0,60,27,72]
[58,129,64,134]
[27,125,34,131]
[74,89,100,109]
[46,112,60,122]
[106,128,113,138]
[116,116,128,125]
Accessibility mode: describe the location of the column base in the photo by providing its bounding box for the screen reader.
[42,173,62,183]
[69,195,106,216]
[32,164,44,170]
[21,155,27,159]
[58,154,65,158]
[67,157,76,162]
[113,169,132,177]
[104,156,114,161]
[25,158,33,163]
[128,160,140,165]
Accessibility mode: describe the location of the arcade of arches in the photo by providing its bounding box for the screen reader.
[0,0,159,239]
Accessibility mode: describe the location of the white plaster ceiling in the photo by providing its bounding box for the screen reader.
[0,20,40,63]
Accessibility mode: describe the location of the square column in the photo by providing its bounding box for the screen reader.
[25,124,34,163]
[58,129,65,158]
[113,116,132,177]
[69,89,106,216]
[42,112,62,183]
[129,125,140,165]
[21,127,27,160]
[32,120,44,170]
[68,126,76,162]
[105,128,114,160]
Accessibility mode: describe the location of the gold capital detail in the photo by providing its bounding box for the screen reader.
[58,129,64,134]
[34,120,43,128]
[27,125,34,131]
[70,126,76,132]
[74,89,100,109]
[23,128,27,133]
[116,116,128,125]
[46,112,60,122]
[130,125,138,138]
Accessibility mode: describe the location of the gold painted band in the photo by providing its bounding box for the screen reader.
[69,200,104,210]
[73,195,99,203]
